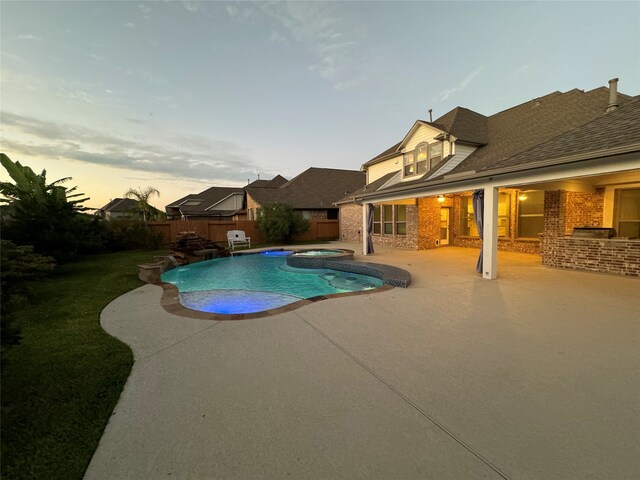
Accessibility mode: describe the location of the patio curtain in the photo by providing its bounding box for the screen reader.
[472,189,484,273]
[366,203,375,255]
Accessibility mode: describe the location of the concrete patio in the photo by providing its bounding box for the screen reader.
[85,244,640,479]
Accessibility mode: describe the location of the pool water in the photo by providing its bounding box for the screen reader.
[161,252,383,314]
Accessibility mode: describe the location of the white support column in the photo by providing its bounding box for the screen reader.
[483,186,499,279]
[362,203,369,255]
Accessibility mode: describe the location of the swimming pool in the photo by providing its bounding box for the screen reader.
[161,251,384,314]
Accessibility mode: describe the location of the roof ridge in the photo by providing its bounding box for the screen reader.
[489,90,563,117]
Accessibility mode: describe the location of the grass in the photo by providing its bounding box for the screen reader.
[1,249,166,480]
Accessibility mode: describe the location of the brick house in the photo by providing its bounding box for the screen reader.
[246,167,365,221]
[337,79,640,278]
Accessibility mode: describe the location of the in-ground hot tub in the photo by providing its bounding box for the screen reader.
[286,248,354,268]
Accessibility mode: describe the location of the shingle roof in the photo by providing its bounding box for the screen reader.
[362,108,488,169]
[247,167,365,209]
[247,175,288,188]
[98,198,138,213]
[334,171,399,204]
[362,142,402,168]
[429,107,488,145]
[491,96,640,170]
[440,87,633,177]
[355,84,636,200]
[166,186,244,216]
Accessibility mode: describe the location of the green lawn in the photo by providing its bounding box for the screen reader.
[1,249,165,480]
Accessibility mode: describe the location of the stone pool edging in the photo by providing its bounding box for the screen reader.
[159,282,394,321]
[155,247,411,321]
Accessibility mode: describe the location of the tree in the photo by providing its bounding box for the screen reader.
[256,202,310,244]
[0,153,102,261]
[124,186,161,222]
[0,153,89,211]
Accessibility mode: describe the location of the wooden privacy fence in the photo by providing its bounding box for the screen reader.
[147,220,339,245]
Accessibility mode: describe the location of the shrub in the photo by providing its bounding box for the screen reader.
[102,218,165,251]
[0,240,55,351]
[256,202,310,244]
[0,154,104,262]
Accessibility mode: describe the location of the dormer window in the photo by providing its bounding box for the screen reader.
[429,143,442,170]
[403,142,444,178]
[403,152,414,176]
[415,144,428,174]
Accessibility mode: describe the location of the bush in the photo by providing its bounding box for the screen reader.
[0,240,55,351]
[102,218,165,251]
[1,154,105,262]
[256,202,310,244]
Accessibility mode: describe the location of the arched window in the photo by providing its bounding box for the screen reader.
[415,143,428,174]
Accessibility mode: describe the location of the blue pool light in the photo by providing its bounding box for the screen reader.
[161,253,383,314]
[261,250,294,256]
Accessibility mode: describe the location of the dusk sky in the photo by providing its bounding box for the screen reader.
[1,1,639,210]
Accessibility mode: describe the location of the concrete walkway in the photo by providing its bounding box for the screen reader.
[85,245,640,479]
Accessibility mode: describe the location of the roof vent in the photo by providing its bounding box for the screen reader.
[606,78,619,113]
[428,108,433,122]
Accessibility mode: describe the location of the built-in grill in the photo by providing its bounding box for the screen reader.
[571,227,616,238]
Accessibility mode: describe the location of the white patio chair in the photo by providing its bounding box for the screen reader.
[227,230,251,250]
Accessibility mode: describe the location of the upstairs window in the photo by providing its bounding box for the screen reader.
[429,143,443,170]
[403,152,414,176]
[404,142,444,178]
[415,144,428,174]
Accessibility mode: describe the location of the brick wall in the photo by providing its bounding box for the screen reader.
[564,189,604,234]
[341,202,419,249]
[417,197,449,249]
[542,237,640,277]
[339,203,363,243]
[372,204,419,249]
[246,194,260,220]
[541,188,640,276]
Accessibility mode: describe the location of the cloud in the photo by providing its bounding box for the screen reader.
[123,22,136,28]
[513,64,532,76]
[18,34,42,41]
[138,3,151,19]
[269,30,287,43]
[1,112,276,184]
[225,4,257,20]
[435,66,485,102]
[182,1,200,13]
[226,1,366,90]
[260,2,366,88]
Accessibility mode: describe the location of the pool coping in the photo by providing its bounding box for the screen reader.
[157,248,411,321]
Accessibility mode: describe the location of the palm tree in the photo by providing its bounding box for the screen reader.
[124,186,160,222]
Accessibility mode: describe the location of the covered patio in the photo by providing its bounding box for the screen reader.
[86,244,639,479]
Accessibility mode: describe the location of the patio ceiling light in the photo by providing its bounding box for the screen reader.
[437,195,445,203]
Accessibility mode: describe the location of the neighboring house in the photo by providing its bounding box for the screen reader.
[246,175,289,189]
[165,186,245,220]
[337,79,640,278]
[245,167,365,221]
[96,198,139,220]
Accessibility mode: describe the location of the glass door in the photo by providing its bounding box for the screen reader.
[440,207,450,245]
